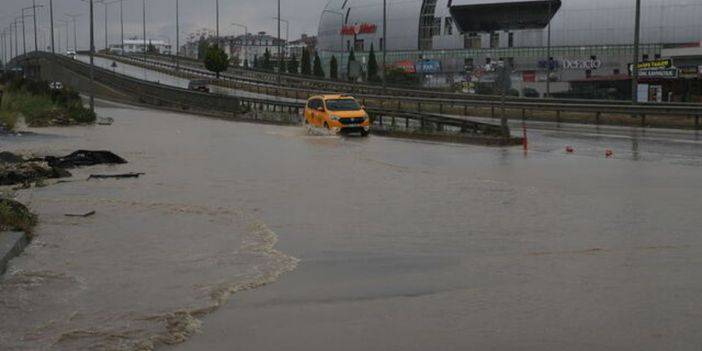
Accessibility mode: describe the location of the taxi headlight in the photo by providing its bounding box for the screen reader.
[330,115,341,121]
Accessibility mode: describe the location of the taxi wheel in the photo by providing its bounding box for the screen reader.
[361,130,370,137]
[323,122,329,129]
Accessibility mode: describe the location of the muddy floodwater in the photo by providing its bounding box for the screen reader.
[2,101,702,351]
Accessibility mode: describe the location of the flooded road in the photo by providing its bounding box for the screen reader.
[2,101,702,350]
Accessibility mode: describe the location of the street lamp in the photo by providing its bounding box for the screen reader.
[175,0,179,68]
[231,22,248,67]
[31,1,43,52]
[277,0,281,83]
[49,0,55,54]
[271,16,289,59]
[57,19,69,53]
[632,0,641,103]
[66,14,81,52]
[382,0,387,90]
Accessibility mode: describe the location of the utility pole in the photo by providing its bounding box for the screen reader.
[49,0,55,54]
[119,0,124,53]
[382,0,387,90]
[58,20,69,53]
[546,0,552,97]
[13,18,19,57]
[21,8,31,55]
[632,0,641,103]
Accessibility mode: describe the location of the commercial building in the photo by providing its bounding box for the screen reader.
[317,0,702,101]
[225,32,286,67]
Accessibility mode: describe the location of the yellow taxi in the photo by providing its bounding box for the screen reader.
[304,95,370,136]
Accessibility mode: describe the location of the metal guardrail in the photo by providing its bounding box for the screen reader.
[14,52,504,136]
[134,52,702,109]
[105,53,702,128]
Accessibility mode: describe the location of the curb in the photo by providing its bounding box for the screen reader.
[0,231,30,275]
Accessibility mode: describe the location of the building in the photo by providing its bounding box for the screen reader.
[109,39,172,55]
[225,32,286,67]
[288,34,317,59]
[317,0,702,100]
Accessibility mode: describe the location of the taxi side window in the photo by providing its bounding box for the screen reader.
[308,99,323,110]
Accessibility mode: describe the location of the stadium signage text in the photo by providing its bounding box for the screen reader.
[341,23,377,35]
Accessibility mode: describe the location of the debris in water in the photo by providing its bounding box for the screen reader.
[43,150,127,169]
[64,211,96,218]
[88,172,145,180]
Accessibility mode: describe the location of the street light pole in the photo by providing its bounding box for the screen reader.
[89,0,95,112]
[21,9,31,55]
[277,0,281,84]
[32,0,38,52]
[546,0,552,97]
[119,0,124,53]
[322,10,344,70]
[382,0,387,90]
[176,0,179,69]
[215,0,219,42]
[66,14,81,51]
[49,0,55,54]
[632,0,641,103]
[142,0,146,54]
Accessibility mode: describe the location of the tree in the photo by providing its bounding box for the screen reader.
[197,38,209,60]
[262,48,272,71]
[204,44,229,78]
[243,58,249,69]
[313,51,325,78]
[147,42,158,54]
[329,55,338,80]
[346,49,356,81]
[288,54,299,74]
[253,55,258,69]
[278,56,286,73]
[300,49,311,76]
[367,43,379,82]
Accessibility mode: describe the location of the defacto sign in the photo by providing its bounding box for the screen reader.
[561,59,602,70]
[638,68,678,79]
[341,23,377,35]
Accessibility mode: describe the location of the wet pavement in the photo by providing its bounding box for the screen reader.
[2,100,702,350]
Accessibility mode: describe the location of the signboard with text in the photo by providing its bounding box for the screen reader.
[341,23,377,35]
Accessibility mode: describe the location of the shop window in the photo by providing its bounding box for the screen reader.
[490,32,499,48]
[444,17,453,36]
[464,57,474,71]
[613,69,620,75]
[642,54,649,61]
[585,69,592,78]
[654,53,661,59]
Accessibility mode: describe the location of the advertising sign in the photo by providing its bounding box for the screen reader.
[635,59,673,70]
[341,23,377,35]
[638,68,678,79]
[562,59,602,70]
[416,60,441,74]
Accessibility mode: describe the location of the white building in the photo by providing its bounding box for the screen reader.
[225,32,286,67]
[109,39,172,55]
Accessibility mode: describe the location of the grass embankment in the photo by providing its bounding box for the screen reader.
[0,198,37,234]
[0,74,95,131]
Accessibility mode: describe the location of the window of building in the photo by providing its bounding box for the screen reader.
[508,32,514,48]
[464,57,474,72]
[464,33,480,49]
[490,32,499,48]
[642,54,649,61]
[654,53,661,59]
[444,17,453,36]
[613,69,620,75]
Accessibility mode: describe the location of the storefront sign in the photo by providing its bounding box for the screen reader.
[562,59,602,70]
[393,60,416,73]
[416,60,441,73]
[341,23,377,35]
[522,71,536,82]
[635,59,673,70]
[679,66,699,79]
[638,68,678,79]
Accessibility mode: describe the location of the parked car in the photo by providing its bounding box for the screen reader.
[188,80,210,93]
[49,81,64,90]
[66,50,76,58]
[304,95,370,137]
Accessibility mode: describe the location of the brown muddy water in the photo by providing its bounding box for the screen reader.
[2,100,702,351]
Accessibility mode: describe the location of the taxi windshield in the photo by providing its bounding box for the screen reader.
[325,99,361,111]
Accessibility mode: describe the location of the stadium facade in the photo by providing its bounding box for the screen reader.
[317,0,702,101]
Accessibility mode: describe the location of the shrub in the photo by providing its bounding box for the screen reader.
[0,198,37,233]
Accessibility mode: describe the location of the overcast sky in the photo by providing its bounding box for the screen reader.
[2,0,325,51]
